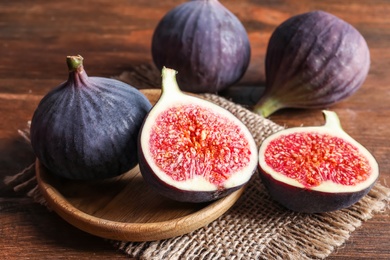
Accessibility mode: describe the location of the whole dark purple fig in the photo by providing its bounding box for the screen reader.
[151,0,251,93]
[254,10,370,117]
[30,55,152,180]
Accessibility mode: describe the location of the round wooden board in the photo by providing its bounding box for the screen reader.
[35,88,245,242]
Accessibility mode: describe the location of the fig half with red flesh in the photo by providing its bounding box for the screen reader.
[138,67,258,203]
[258,111,379,213]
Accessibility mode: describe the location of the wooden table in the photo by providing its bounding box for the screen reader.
[1,0,389,258]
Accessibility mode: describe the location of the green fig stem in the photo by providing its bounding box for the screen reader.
[66,55,84,72]
[161,67,182,96]
[253,98,284,117]
[322,110,343,130]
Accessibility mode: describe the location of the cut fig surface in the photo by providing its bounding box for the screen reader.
[258,110,379,213]
[138,68,258,203]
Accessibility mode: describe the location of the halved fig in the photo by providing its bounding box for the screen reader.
[258,110,379,213]
[138,67,258,203]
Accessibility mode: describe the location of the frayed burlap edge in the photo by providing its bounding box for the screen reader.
[4,65,390,259]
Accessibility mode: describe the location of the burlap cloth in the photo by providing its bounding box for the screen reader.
[4,65,390,259]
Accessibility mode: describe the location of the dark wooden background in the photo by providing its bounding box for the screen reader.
[1,0,389,258]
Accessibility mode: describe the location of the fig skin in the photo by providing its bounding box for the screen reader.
[254,10,370,117]
[258,111,379,213]
[151,0,251,93]
[259,168,376,213]
[138,67,258,203]
[138,148,242,203]
[30,55,152,180]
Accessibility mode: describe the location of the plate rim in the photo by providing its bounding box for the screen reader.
[36,159,245,242]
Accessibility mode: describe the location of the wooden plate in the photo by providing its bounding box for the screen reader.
[35,89,245,242]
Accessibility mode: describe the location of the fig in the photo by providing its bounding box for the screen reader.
[254,10,370,117]
[138,67,258,203]
[258,110,379,213]
[30,55,152,180]
[151,0,251,93]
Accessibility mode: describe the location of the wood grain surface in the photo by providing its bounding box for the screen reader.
[1,0,390,259]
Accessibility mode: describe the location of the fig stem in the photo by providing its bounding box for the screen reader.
[161,67,181,96]
[253,98,283,117]
[322,110,342,129]
[66,55,84,72]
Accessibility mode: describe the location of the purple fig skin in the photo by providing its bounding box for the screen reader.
[137,134,243,203]
[255,10,370,117]
[151,0,251,93]
[30,56,152,180]
[259,167,377,213]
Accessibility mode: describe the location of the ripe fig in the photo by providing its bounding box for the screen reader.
[30,55,152,180]
[258,110,379,213]
[151,0,251,93]
[138,67,258,203]
[254,10,370,117]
